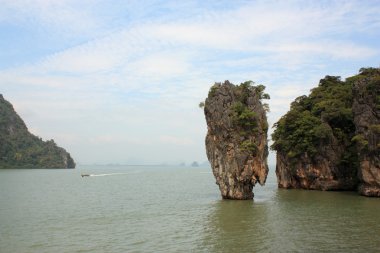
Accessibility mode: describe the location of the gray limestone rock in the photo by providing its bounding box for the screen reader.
[204,81,269,199]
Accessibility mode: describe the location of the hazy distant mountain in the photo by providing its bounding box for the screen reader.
[191,161,199,167]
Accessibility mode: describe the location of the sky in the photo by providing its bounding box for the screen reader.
[1,0,380,165]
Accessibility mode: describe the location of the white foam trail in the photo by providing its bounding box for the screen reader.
[86,172,135,177]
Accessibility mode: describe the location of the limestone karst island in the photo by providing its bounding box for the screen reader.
[203,67,380,199]
[0,94,75,169]
[203,80,270,200]
[271,67,380,197]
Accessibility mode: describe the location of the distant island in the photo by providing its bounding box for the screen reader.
[0,94,75,169]
[191,161,199,167]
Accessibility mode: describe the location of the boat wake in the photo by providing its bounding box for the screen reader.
[81,172,135,177]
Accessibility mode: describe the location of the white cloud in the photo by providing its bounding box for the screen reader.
[128,52,191,79]
[40,46,123,74]
[272,41,377,60]
[148,1,379,59]
[0,0,101,36]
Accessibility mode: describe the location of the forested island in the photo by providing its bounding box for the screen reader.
[0,94,75,169]
[271,67,380,197]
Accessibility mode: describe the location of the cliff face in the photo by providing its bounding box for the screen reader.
[352,68,380,197]
[272,76,358,191]
[276,147,356,191]
[0,94,75,169]
[204,81,269,200]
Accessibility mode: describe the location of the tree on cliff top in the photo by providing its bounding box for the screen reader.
[271,74,357,169]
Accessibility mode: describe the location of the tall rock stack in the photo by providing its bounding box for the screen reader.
[204,81,269,200]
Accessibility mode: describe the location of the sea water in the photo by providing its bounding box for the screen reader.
[0,166,379,252]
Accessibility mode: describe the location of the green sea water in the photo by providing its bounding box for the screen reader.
[0,166,379,252]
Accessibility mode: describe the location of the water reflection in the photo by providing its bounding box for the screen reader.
[198,188,380,252]
[268,189,380,252]
[200,200,273,252]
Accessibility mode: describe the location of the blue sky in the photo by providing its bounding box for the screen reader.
[1,0,380,165]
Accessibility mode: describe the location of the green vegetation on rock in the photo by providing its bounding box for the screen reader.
[233,81,270,152]
[369,124,380,134]
[208,85,218,97]
[351,134,368,151]
[231,101,257,130]
[0,95,75,169]
[272,68,380,184]
[271,75,358,169]
[239,140,258,153]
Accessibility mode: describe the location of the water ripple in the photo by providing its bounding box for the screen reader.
[0,167,379,252]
